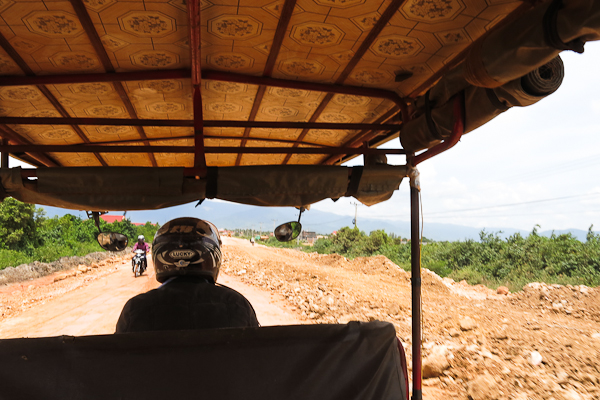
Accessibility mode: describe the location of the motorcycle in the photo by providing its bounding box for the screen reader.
[132,249,146,277]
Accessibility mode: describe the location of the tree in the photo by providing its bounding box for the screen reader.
[0,198,43,250]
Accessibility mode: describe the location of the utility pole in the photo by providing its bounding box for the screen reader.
[272,219,277,232]
[351,202,358,229]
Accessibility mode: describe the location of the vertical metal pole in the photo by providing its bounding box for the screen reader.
[188,0,206,174]
[1,139,8,168]
[409,166,422,400]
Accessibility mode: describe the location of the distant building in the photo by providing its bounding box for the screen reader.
[100,214,145,226]
[218,228,233,237]
[100,215,124,224]
[300,231,318,245]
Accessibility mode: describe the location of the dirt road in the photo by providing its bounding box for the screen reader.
[0,240,301,338]
[1,237,600,399]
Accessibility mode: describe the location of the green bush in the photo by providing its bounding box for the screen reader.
[0,200,160,270]
[448,266,485,285]
[271,225,600,290]
[0,249,33,269]
[426,260,452,277]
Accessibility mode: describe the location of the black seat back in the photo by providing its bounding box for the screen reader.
[0,322,407,400]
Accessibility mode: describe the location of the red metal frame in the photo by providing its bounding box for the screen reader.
[0,145,406,156]
[396,338,410,400]
[322,108,401,165]
[0,117,401,131]
[0,70,190,86]
[0,125,58,167]
[407,92,465,400]
[89,135,333,147]
[413,93,465,166]
[188,0,206,173]
[204,71,407,113]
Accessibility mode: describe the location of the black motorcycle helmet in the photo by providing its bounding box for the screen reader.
[152,217,222,283]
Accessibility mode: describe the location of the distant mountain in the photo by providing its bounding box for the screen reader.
[539,229,590,242]
[41,201,595,242]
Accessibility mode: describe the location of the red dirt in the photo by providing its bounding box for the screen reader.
[1,237,599,399]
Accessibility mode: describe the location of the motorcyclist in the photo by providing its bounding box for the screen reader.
[116,217,259,333]
[250,236,255,246]
[132,234,149,273]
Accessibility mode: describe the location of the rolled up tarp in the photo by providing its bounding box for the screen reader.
[0,165,407,211]
[400,56,564,152]
[427,0,600,107]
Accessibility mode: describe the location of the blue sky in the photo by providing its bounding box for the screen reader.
[9,42,600,233]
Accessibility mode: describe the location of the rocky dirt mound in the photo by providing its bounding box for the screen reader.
[0,253,130,321]
[510,282,600,322]
[0,249,129,286]
[223,241,600,400]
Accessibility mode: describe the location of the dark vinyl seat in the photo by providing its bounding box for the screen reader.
[0,321,408,400]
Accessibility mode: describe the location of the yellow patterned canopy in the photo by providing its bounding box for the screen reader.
[0,0,527,169]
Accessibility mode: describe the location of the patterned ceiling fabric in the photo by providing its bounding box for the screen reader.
[0,0,524,168]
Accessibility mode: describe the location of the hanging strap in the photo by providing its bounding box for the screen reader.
[205,167,218,199]
[424,90,444,140]
[543,0,585,53]
[485,88,509,111]
[345,167,363,197]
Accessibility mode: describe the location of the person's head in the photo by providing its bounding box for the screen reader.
[152,217,222,283]
[137,235,145,245]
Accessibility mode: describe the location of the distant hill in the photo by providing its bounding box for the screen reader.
[42,201,595,242]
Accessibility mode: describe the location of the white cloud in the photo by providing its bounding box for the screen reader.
[591,100,600,114]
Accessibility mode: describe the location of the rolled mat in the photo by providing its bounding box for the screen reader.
[400,56,564,152]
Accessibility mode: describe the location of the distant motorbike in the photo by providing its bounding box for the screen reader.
[132,249,146,277]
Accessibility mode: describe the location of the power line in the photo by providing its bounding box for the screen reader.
[361,191,600,219]
[425,209,600,219]
[423,192,600,216]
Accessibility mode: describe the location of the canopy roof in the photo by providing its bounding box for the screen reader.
[0,0,599,209]
[0,0,528,170]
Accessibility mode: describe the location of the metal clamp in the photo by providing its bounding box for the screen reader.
[408,166,421,192]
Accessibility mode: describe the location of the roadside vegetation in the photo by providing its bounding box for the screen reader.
[0,198,159,270]
[262,226,600,291]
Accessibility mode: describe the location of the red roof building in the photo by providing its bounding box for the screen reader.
[100,215,145,226]
[100,215,124,223]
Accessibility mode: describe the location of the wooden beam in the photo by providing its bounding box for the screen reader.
[282,0,407,165]
[282,93,334,165]
[0,125,59,167]
[0,33,69,166]
[321,108,400,165]
[235,0,298,166]
[70,0,157,167]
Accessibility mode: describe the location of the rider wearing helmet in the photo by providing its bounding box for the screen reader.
[132,234,150,272]
[116,217,258,333]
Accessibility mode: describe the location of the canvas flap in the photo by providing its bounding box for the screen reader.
[0,165,406,211]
